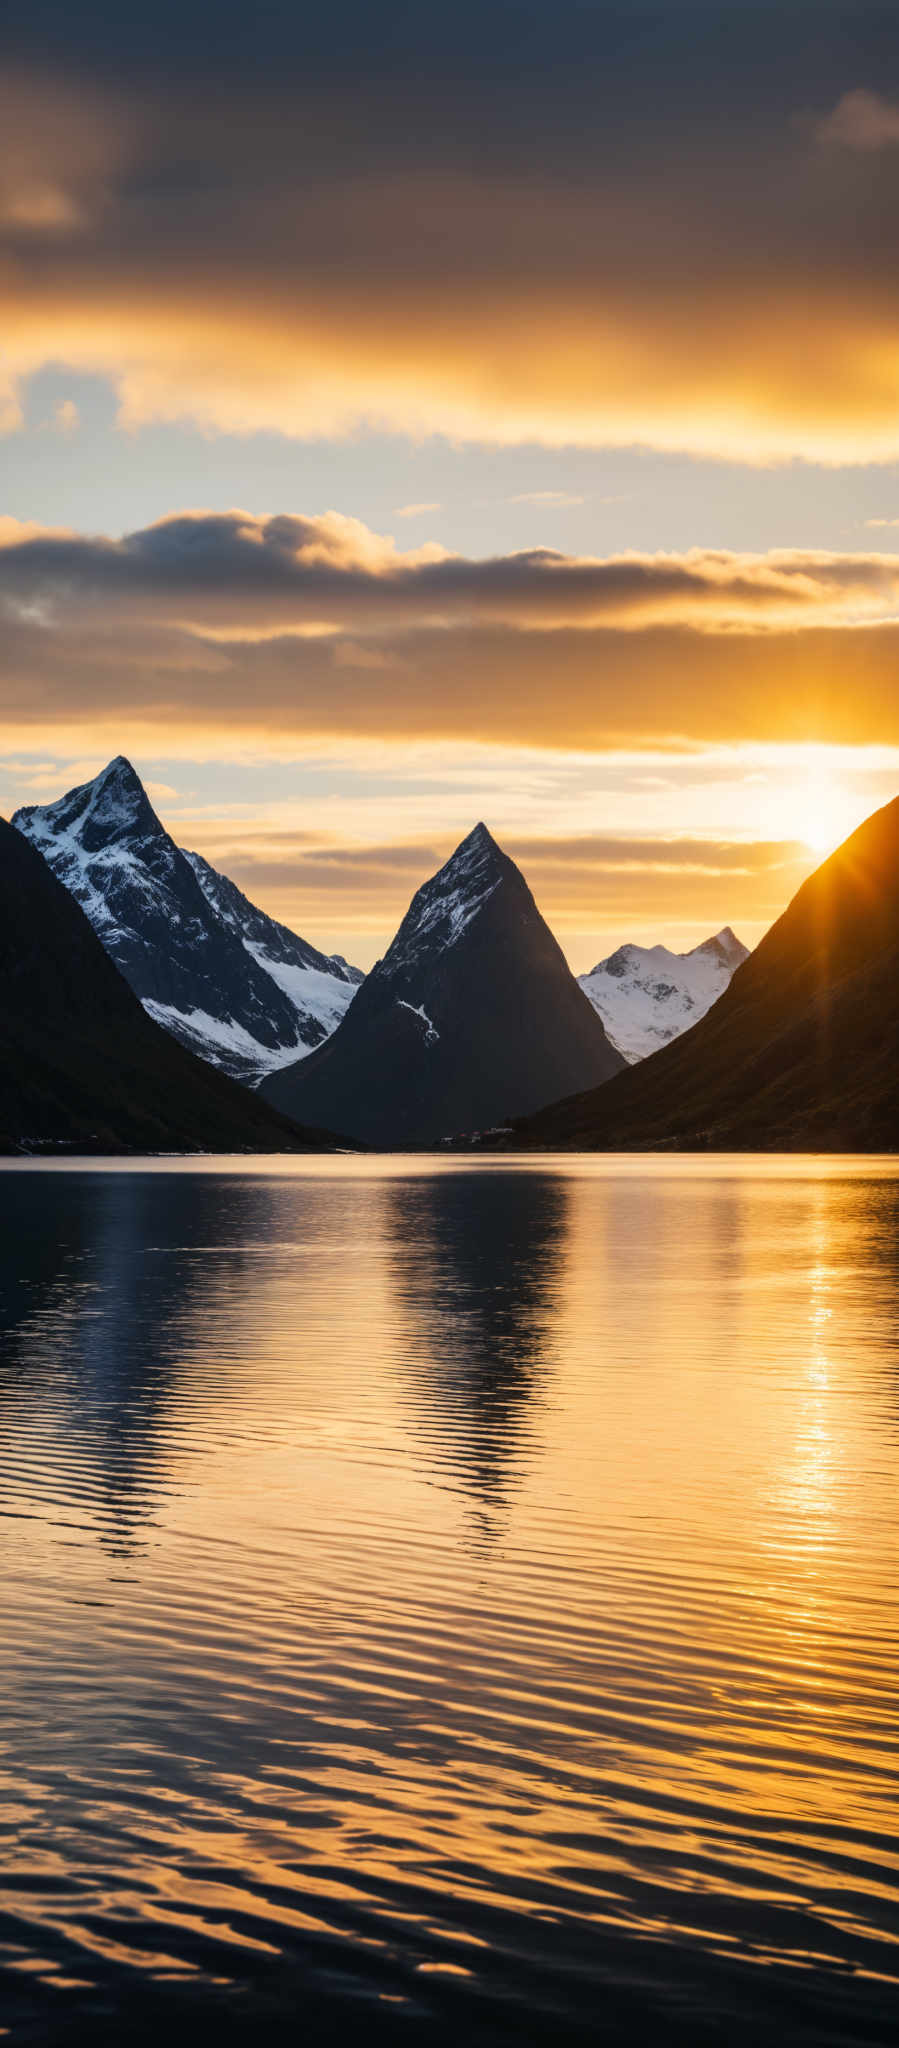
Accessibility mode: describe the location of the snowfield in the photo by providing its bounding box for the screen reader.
[578,929,749,1063]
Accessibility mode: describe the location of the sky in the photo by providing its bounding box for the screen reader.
[4,0,899,969]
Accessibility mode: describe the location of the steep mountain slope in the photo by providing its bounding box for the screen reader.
[506,795,899,1152]
[579,927,748,1062]
[0,817,340,1154]
[13,760,361,1085]
[262,824,624,1146]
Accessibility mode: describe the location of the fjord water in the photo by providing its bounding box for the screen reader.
[1,1160,898,2046]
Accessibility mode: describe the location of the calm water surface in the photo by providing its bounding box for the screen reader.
[0,1156,897,2046]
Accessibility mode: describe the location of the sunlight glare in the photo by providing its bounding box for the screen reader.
[794,756,863,857]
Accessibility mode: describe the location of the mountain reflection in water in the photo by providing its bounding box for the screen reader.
[0,1155,898,2048]
[385,1171,566,1543]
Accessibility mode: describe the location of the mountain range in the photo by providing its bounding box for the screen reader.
[263,823,625,1145]
[13,759,749,1107]
[7,754,899,1152]
[0,817,338,1155]
[578,928,748,1062]
[503,794,899,1152]
[13,759,362,1086]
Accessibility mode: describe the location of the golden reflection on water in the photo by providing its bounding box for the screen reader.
[0,1156,897,2046]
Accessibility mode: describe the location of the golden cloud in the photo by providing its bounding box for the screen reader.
[2,69,899,460]
[4,514,899,757]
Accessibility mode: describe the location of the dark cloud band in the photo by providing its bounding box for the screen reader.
[3,25,899,458]
[3,511,899,630]
[3,513,899,752]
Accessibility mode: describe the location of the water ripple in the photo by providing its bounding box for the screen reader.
[0,1157,898,2044]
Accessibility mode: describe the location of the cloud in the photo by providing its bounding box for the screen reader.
[4,510,899,638]
[3,43,899,461]
[4,510,899,757]
[205,830,808,893]
[394,502,442,518]
[504,834,804,875]
[815,89,899,150]
[509,492,587,508]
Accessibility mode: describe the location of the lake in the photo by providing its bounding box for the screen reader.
[0,1156,897,2046]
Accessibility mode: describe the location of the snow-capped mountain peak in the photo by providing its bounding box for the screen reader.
[690,925,747,971]
[13,756,181,947]
[14,759,363,1086]
[18,754,146,844]
[579,927,749,1063]
[382,823,504,980]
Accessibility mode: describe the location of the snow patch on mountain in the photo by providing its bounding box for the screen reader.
[396,999,440,1044]
[142,1002,310,1072]
[182,849,363,1057]
[579,927,749,1063]
[242,945,360,1041]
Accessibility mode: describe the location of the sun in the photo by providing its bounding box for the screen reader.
[794,758,861,857]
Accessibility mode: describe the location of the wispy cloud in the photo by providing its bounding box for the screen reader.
[814,88,899,150]
[509,492,586,508]
[394,502,442,518]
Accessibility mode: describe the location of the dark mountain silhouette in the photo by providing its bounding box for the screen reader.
[262,823,624,1145]
[0,816,339,1153]
[14,758,362,1084]
[503,794,899,1152]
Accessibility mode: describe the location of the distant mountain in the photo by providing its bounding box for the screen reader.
[0,817,340,1154]
[262,823,624,1145]
[503,795,899,1152]
[579,927,748,1062]
[14,759,362,1085]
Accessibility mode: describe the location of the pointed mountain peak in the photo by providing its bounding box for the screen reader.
[13,754,161,855]
[95,753,142,792]
[690,925,749,967]
[382,824,512,981]
[455,819,496,854]
[441,820,504,879]
[84,754,153,820]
